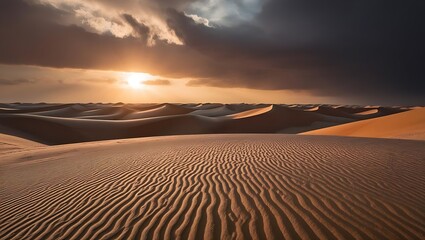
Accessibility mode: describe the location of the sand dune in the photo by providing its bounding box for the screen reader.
[0,134,424,239]
[0,113,218,144]
[1,103,423,238]
[306,106,404,120]
[124,103,194,119]
[218,105,351,133]
[302,106,319,111]
[225,105,273,119]
[353,109,379,115]
[308,106,356,119]
[31,105,93,118]
[0,103,418,144]
[0,132,43,154]
[303,107,425,140]
[186,103,224,110]
[77,107,135,120]
[0,103,74,114]
[190,105,236,117]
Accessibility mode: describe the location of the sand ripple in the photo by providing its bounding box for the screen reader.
[0,134,424,239]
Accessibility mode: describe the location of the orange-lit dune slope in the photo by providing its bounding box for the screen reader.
[303,107,425,140]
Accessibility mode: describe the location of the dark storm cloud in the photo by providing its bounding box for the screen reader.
[0,0,424,104]
[121,14,152,44]
[168,1,425,103]
[0,0,215,77]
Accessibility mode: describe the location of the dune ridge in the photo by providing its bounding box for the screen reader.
[0,134,424,239]
[0,132,43,154]
[0,103,421,144]
[303,107,425,140]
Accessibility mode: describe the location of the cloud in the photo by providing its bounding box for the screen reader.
[74,9,133,38]
[184,13,213,27]
[143,79,171,85]
[76,78,119,85]
[0,0,424,104]
[187,0,264,26]
[32,0,184,45]
[122,14,152,45]
[0,79,36,85]
[167,4,425,102]
[0,1,198,73]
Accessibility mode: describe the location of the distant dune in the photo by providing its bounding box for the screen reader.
[303,107,425,140]
[0,103,418,144]
[1,134,424,239]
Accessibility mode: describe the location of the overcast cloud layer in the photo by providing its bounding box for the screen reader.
[0,0,424,104]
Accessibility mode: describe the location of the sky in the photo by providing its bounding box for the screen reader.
[0,0,424,104]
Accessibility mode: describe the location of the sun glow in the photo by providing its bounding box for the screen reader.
[125,72,154,89]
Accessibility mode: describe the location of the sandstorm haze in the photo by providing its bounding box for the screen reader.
[0,0,424,104]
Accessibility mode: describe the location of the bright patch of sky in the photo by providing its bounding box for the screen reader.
[188,0,264,26]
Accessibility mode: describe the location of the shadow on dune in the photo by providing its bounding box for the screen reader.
[0,103,413,144]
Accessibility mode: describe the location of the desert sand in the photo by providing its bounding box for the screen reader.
[0,132,43,154]
[303,107,425,140]
[0,134,424,239]
[1,103,424,239]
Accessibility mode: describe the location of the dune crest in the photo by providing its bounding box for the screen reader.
[353,109,379,115]
[0,132,44,154]
[225,105,273,119]
[303,107,425,140]
[0,103,419,144]
[190,105,236,117]
[124,103,194,119]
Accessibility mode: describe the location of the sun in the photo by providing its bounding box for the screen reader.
[125,72,153,89]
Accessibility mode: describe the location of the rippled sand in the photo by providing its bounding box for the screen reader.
[1,134,424,239]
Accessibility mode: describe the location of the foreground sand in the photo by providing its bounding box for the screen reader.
[1,134,424,239]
